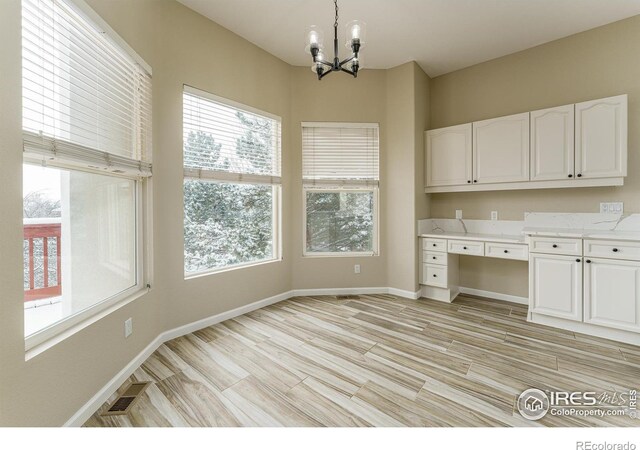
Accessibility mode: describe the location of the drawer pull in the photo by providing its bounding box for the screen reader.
[613,248,619,253]
[433,244,437,247]
[463,246,467,250]
[504,250,508,254]
[586,259,592,264]
[432,256,436,260]
[552,244,558,248]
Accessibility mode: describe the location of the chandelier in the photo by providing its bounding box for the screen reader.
[306,0,366,80]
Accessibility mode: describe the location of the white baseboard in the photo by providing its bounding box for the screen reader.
[387,287,421,300]
[458,286,528,305]
[161,290,294,342]
[63,333,163,427]
[291,287,387,297]
[64,285,423,426]
[64,290,292,427]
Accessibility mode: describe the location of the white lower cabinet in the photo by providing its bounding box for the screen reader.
[584,258,640,333]
[529,253,583,321]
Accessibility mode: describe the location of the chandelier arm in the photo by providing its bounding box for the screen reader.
[319,69,333,80]
[340,68,355,76]
[339,55,355,66]
[317,59,334,67]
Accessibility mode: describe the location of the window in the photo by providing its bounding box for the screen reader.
[302,123,379,256]
[21,0,151,346]
[183,86,281,276]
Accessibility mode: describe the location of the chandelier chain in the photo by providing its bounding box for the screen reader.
[334,0,339,28]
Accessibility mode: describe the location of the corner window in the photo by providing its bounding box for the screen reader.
[21,0,152,346]
[302,123,379,256]
[183,87,282,276]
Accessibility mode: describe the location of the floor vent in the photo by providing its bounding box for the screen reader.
[336,295,361,300]
[102,382,150,416]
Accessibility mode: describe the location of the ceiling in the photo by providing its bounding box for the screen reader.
[177,0,640,77]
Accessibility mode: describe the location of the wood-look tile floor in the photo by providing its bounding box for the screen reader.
[84,294,640,427]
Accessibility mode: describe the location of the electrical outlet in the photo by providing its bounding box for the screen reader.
[354,264,361,274]
[491,211,498,221]
[455,210,463,219]
[124,318,133,338]
[600,202,623,214]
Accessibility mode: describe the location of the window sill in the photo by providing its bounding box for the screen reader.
[302,252,379,258]
[25,285,150,361]
[184,257,283,280]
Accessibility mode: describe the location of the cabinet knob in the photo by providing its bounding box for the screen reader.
[433,274,437,277]
[463,246,467,250]
[433,244,437,247]
[586,259,592,263]
[504,250,509,253]
[613,248,619,253]
[552,244,558,248]
[577,174,582,178]
[467,180,471,184]
[432,256,436,260]
[568,174,573,178]
[473,180,478,183]
[576,258,581,262]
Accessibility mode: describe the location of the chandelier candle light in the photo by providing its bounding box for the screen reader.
[306,0,366,80]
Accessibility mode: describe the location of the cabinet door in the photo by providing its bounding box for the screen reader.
[425,124,472,187]
[584,258,640,333]
[529,254,582,321]
[575,94,627,179]
[473,112,529,184]
[530,104,574,181]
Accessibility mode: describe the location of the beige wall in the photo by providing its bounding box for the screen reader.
[428,15,640,298]
[289,67,389,290]
[385,62,432,293]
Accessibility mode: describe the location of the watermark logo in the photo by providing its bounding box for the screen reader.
[517,388,550,420]
[518,388,638,420]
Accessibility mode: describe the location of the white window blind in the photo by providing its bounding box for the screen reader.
[22,0,152,177]
[183,86,282,185]
[302,123,379,187]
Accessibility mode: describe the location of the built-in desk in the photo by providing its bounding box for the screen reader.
[419,232,528,302]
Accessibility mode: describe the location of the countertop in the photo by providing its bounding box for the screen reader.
[419,231,526,244]
[523,227,640,242]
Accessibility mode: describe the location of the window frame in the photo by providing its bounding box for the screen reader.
[24,164,151,353]
[301,122,380,258]
[302,185,379,258]
[21,0,153,353]
[182,86,283,278]
[183,182,282,279]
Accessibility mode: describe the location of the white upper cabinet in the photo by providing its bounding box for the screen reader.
[425,124,472,187]
[584,258,640,333]
[530,104,575,181]
[575,94,627,179]
[473,112,530,184]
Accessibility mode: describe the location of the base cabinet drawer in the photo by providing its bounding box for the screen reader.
[584,239,640,261]
[529,236,582,256]
[448,240,484,256]
[424,251,447,266]
[584,258,640,333]
[529,253,583,321]
[423,238,447,252]
[422,264,447,287]
[485,242,528,261]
